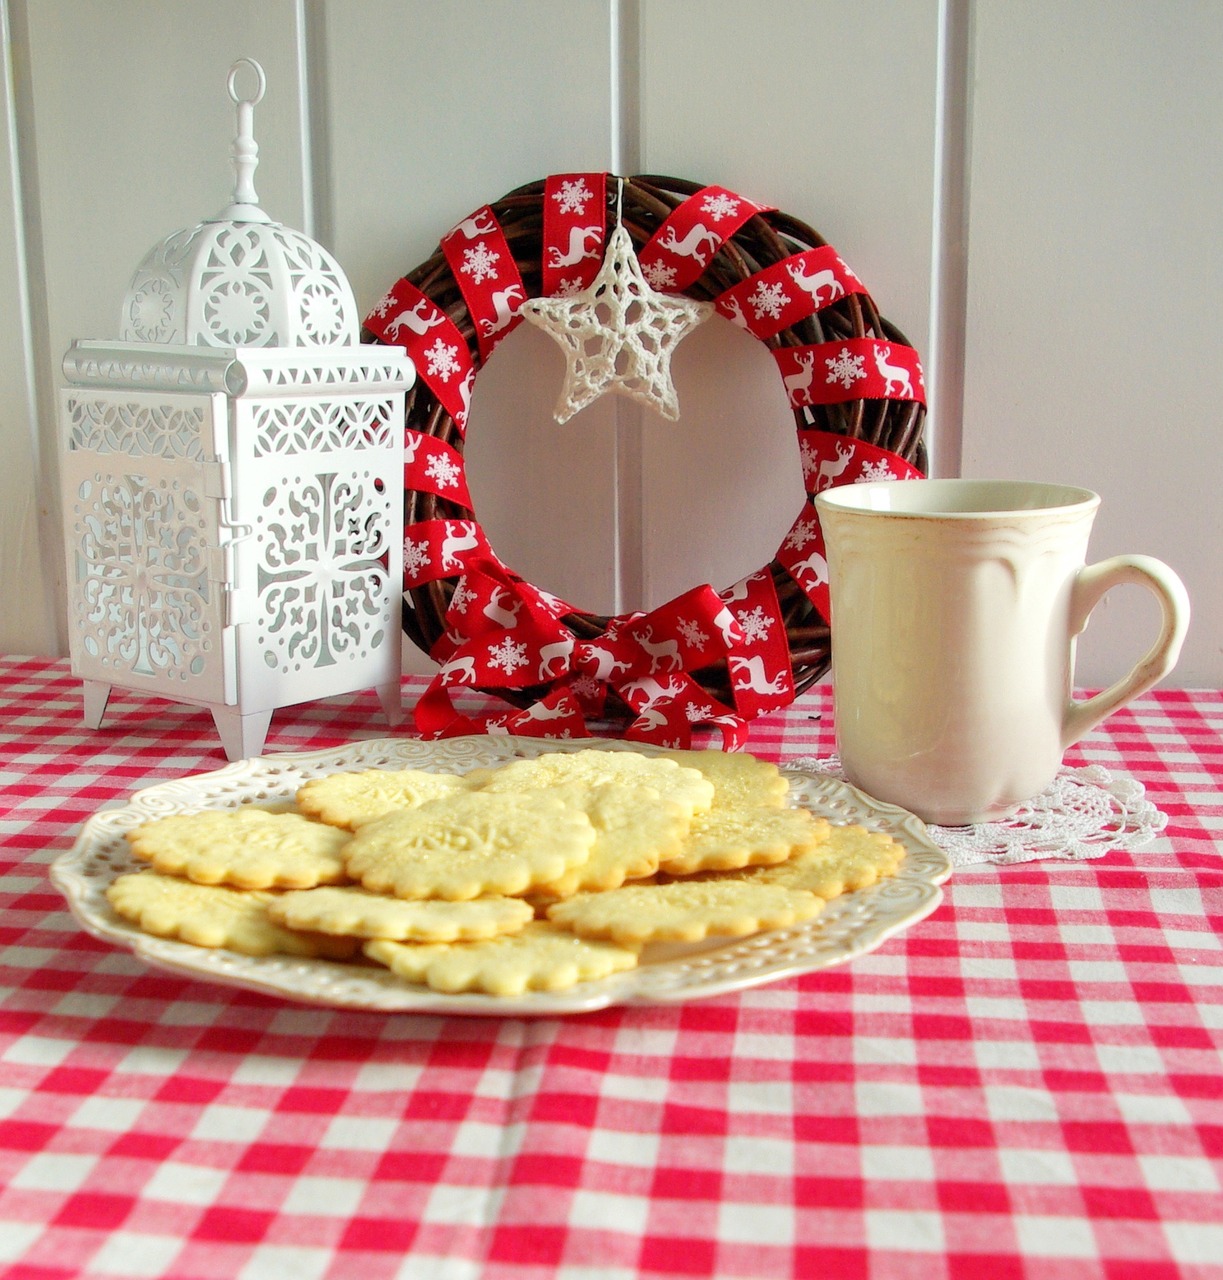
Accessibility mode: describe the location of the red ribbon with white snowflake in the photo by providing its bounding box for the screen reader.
[796,430,922,495]
[366,279,475,431]
[542,173,608,296]
[404,432,472,509]
[775,338,926,408]
[402,518,499,589]
[714,247,867,339]
[441,208,527,363]
[638,186,773,291]
[720,569,796,719]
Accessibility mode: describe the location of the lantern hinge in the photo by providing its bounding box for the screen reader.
[205,546,229,586]
[223,570,263,628]
[201,460,233,500]
[223,585,252,629]
[212,532,257,629]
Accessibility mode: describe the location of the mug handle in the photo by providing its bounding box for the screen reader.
[1061,555,1191,750]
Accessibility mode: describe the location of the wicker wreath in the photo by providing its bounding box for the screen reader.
[363,173,926,723]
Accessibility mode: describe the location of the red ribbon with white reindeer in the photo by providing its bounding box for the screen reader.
[777,431,924,619]
[719,569,796,719]
[638,186,773,291]
[542,173,608,296]
[714,248,867,339]
[366,280,475,431]
[441,208,527,363]
[796,430,922,494]
[775,339,926,409]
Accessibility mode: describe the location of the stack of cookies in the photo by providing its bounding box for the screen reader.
[106,748,906,998]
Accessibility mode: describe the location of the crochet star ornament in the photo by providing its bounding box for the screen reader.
[520,224,714,424]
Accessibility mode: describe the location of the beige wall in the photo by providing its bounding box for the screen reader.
[2,0,1219,685]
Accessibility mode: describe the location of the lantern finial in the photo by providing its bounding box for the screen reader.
[121,54,361,347]
[219,57,271,223]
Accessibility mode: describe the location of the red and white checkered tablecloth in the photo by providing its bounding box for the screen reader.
[1,655,1220,1280]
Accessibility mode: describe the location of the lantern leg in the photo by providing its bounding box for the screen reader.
[82,681,111,729]
[377,680,404,726]
[211,706,274,762]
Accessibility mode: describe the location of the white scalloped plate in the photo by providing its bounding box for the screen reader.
[51,736,952,1015]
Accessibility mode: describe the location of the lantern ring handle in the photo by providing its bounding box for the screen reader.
[227,58,266,107]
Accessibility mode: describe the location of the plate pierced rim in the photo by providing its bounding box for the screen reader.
[50,737,952,1015]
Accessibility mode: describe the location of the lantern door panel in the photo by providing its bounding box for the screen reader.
[60,389,234,705]
[226,394,402,710]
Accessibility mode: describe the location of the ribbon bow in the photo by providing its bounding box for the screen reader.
[413,562,750,749]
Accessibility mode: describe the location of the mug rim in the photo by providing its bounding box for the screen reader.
[813,477,1101,519]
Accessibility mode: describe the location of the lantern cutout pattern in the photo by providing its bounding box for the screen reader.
[59,59,415,761]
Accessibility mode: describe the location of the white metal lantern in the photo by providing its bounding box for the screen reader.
[59,59,415,761]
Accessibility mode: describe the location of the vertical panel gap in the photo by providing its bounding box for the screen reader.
[296,0,333,249]
[3,0,66,651]
[609,0,644,613]
[927,0,974,478]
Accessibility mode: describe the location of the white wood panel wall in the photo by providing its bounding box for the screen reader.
[636,0,940,611]
[963,0,1223,689]
[1,0,1218,685]
[325,0,623,642]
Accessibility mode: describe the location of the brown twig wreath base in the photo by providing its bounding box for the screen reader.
[363,174,927,715]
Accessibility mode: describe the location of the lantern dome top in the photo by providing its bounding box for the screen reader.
[120,58,358,349]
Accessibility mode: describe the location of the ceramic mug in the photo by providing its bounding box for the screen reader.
[812,479,1190,826]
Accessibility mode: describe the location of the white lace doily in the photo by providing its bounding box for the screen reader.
[792,757,1166,868]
